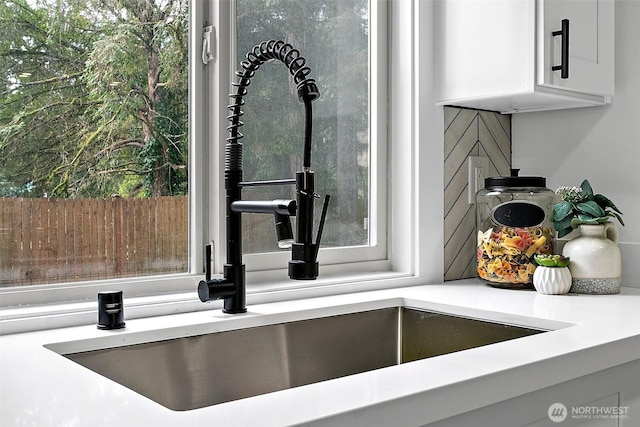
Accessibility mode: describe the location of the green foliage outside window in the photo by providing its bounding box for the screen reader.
[1,0,370,250]
[0,0,188,198]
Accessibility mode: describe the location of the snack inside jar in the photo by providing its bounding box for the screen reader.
[476,225,554,288]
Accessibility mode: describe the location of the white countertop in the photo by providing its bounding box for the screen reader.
[2,280,640,427]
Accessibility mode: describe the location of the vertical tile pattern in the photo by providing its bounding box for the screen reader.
[443,107,512,281]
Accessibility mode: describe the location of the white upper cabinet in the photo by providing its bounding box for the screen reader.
[434,0,614,114]
[539,0,614,95]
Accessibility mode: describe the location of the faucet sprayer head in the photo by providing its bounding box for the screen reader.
[275,213,294,249]
[297,80,320,102]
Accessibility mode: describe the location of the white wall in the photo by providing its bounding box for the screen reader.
[512,0,640,286]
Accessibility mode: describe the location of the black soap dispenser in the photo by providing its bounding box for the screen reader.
[97,290,126,329]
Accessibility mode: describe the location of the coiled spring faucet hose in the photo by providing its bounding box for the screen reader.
[226,40,320,170]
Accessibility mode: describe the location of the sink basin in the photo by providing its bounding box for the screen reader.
[56,306,545,411]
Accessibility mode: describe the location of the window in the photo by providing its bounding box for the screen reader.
[0,0,389,305]
[0,0,189,287]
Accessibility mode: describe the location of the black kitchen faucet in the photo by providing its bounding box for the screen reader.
[198,40,330,313]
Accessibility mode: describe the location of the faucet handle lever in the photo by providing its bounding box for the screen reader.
[314,194,331,258]
[205,244,212,281]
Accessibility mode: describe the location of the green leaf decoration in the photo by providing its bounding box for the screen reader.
[580,179,594,199]
[610,211,625,226]
[553,215,573,232]
[552,201,573,222]
[535,255,571,268]
[576,200,605,218]
[534,254,570,267]
[556,226,574,238]
[579,214,600,224]
[571,216,598,228]
[534,255,557,267]
[556,179,624,229]
[594,194,623,214]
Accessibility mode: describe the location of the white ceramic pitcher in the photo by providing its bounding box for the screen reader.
[562,223,621,294]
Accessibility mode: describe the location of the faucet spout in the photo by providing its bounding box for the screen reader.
[198,40,328,313]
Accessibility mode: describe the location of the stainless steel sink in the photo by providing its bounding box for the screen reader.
[61,307,544,411]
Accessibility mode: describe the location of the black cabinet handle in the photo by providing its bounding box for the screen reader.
[552,19,569,79]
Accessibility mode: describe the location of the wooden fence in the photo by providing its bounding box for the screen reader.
[0,196,188,287]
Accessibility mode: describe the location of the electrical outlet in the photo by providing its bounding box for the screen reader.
[468,156,489,204]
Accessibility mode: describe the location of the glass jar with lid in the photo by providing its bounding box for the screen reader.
[476,169,555,289]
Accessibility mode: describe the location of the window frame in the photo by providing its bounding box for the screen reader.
[0,0,445,330]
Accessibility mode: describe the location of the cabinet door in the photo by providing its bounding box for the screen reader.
[538,0,614,96]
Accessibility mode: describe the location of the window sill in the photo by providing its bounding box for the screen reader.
[0,269,426,335]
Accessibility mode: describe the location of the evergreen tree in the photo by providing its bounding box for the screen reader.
[0,0,188,197]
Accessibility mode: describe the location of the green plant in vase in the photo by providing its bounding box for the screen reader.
[552,179,624,294]
[552,179,624,238]
[532,254,572,294]
[534,254,570,268]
